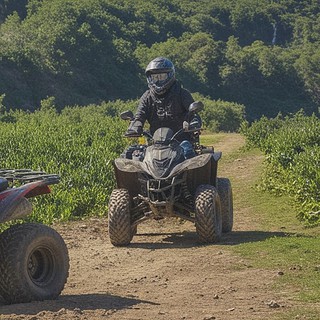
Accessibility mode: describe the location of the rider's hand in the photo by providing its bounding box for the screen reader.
[182,121,189,131]
[125,126,142,137]
[189,116,202,130]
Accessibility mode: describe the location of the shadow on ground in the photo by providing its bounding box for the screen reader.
[129,230,288,249]
[0,293,159,315]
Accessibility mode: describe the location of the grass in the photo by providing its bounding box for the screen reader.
[199,132,224,146]
[235,237,320,300]
[274,310,320,320]
[211,133,320,319]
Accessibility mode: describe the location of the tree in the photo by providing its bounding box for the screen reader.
[0,0,28,23]
[295,43,320,105]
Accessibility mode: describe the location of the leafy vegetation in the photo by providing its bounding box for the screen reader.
[0,0,319,120]
[0,94,240,225]
[241,111,320,226]
[193,93,246,132]
[0,100,129,224]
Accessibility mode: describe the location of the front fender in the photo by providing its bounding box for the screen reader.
[114,153,218,178]
[113,152,222,197]
[166,154,212,178]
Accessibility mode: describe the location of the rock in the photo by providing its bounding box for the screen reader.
[267,300,280,308]
[73,308,82,314]
[57,308,67,315]
[203,315,216,320]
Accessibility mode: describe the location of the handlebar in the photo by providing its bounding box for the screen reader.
[125,127,201,142]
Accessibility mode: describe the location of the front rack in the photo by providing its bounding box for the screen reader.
[0,169,60,185]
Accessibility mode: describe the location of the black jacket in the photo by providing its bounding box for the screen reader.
[128,81,201,140]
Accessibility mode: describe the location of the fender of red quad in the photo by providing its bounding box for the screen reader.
[0,180,51,224]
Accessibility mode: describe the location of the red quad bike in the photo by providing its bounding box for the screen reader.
[0,170,69,304]
[108,101,233,246]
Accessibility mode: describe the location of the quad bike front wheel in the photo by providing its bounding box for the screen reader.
[108,188,134,246]
[217,177,233,233]
[195,184,222,243]
[0,223,69,304]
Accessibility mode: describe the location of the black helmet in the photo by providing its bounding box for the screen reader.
[145,57,176,95]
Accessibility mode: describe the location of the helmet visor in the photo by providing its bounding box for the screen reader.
[149,73,169,83]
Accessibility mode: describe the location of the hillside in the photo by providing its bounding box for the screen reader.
[0,0,319,119]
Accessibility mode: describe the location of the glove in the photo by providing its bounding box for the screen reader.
[125,120,143,137]
[183,118,201,132]
[182,121,189,131]
[125,128,142,137]
[189,116,202,130]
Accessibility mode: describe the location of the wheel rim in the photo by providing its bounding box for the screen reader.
[27,246,55,286]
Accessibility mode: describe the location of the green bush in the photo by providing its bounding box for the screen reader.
[240,113,284,148]
[241,111,320,226]
[0,103,128,224]
[193,94,246,132]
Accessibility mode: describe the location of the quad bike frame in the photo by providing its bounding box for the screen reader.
[108,102,233,246]
[109,147,233,246]
[0,169,69,305]
[113,150,222,225]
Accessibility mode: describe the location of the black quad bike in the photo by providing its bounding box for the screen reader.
[0,170,69,304]
[108,101,233,246]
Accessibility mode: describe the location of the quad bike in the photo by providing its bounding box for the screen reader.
[108,101,233,246]
[0,169,69,304]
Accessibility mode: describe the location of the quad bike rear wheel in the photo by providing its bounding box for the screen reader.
[217,177,233,233]
[108,188,134,246]
[0,223,69,304]
[195,184,222,243]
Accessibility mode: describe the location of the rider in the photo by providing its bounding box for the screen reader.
[125,57,202,159]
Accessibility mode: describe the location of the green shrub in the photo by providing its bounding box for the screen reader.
[241,111,320,226]
[0,103,128,224]
[193,93,246,132]
[240,113,284,148]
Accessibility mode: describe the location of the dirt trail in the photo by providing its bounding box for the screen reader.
[0,134,291,320]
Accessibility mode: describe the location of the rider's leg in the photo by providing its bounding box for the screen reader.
[180,140,196,159]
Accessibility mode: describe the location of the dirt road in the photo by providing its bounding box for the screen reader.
[0,134,291,320]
